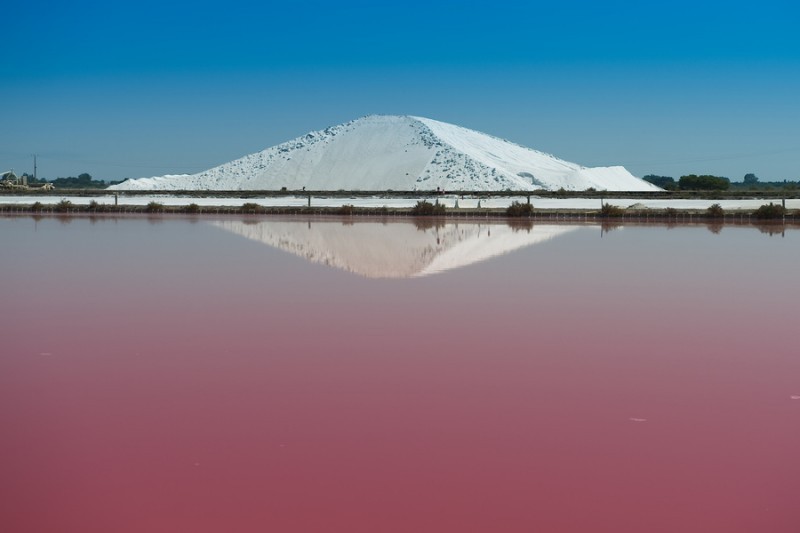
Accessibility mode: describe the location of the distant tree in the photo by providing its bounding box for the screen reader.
[47,173,108,189]
[643,175,677,190]
[20,172,43,184]
[743,173,759,184]
[679,174,730,191]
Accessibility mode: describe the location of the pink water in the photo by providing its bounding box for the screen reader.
[2,216,799,532]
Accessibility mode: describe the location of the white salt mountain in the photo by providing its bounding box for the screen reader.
[110,115,659,192]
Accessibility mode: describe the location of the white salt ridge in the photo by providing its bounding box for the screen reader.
[110,115,661,192]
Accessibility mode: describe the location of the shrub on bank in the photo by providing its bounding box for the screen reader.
[599,203,624,217]
[506,201,533,217]
[752,202,786,219]
[411,200,446,216]
[241,202,261,213]
[146,201,164,213]
[184,203,201,214]
[337,204,355,215]
[55,199,73,212]
[706,203,724,218]
[31,201,44,212]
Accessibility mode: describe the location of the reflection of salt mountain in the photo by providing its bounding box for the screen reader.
[210,219,578,278]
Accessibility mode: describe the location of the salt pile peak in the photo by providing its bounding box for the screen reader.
[110,115,659,192]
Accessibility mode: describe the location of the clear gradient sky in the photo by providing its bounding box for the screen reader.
[2,0,799,182]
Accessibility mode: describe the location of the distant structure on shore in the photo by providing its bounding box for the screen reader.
[1,169,54,191]
[109,115,661,192]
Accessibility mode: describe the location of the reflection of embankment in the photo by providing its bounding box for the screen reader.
[210,219,579,278]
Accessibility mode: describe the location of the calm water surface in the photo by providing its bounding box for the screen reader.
[1,216,799,532]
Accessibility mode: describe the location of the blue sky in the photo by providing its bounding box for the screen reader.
[2,0,799,182]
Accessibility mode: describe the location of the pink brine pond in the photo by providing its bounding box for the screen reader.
[1,216,799,532]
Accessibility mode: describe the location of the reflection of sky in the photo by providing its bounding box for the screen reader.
[2,217,800,532]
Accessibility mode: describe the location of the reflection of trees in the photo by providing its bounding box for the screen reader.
[146,215,164,225]
[506,220,533,233]
[413,219,446,231]
[600,221,622,235]
[705,222,723,234]
[56,215,72,225]
[754,222,786,237]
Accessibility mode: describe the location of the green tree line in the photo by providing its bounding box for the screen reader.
[23,173,124,189]
[644,173,799,191]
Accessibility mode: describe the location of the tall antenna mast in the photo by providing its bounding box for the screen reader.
[34,154,37,181]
